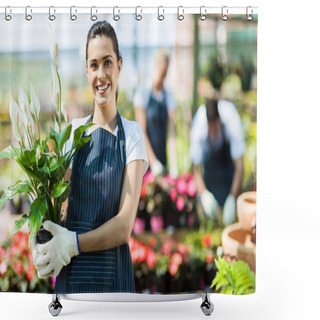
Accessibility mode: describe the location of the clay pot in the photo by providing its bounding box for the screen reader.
[222,223,256,271]
[237,191,256,233]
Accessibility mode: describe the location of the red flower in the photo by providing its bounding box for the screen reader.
[146,248,156,268]
[140,184,148,197]
[176,196,184,211]
[202,234,211,247]
[169,253,183,276]
[149,237,156,247]
[206,252,214,264]
[16,260,23,276]
[27,263,35,282]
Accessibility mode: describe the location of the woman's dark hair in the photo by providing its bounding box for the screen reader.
[86,21,121,62]
[206,98,220,122]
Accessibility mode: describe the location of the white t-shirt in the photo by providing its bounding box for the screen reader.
[65,115,149,174]
[189,101,245,165]
[133,86,177,111]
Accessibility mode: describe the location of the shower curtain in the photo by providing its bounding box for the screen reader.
[0,8,257,296]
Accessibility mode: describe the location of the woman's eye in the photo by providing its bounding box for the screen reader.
[91,63,97,69]
[105,60,112,66]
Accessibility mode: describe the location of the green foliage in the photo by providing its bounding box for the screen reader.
[0,122,93,242]
[211,257,255,295]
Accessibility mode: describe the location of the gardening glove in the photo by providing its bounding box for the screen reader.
[200,189,219,219]
[36,221,80,278]
[223,194,237,225]
[151,159,164,177]
[169,165,179,179]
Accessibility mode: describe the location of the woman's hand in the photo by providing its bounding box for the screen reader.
[33,221,80,278]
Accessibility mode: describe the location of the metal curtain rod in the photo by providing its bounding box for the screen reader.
[0,6,258,22]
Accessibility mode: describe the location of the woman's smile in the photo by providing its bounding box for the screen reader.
[96,82,111,94]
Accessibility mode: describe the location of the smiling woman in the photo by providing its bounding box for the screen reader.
[31,21,149,294]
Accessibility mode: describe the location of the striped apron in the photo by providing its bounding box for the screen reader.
[55,112,135,293]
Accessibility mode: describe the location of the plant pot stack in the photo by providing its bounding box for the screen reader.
[221,191,256,271]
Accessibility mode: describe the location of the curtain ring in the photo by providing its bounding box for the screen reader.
[177,6,184,21]
[113,6,120,21]
[91,6,97,21]
[158,6,165,21]
[25,6,32,21]
[245,6,253,21]
[5,6,12,21]
[221,6,228,21]
[70,6,77,21]
[199,5,207,21]
[49,6,56,21]
[135,6,142,21]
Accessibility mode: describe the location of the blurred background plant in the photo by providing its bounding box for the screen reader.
[0,232,54,292]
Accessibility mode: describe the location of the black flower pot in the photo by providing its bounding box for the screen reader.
[36,227,53,244]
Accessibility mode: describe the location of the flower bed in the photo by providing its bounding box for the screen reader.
[130,225,223,293]
[0,232,54,292]
[134,172,200,234]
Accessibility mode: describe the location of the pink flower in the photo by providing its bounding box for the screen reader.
[133,218,145,235]
[150,216,163,233]
[162,239,174,257]
[143,170,155,185]
[187,180,197,197]
[176,177,187,195]
[51,276,56,286]
[177,244,185,255]
[176,196,185,211]
[170,188,177,201]
[0,261,7,276]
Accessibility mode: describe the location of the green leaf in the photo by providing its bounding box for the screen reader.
[0,181,33,210]
[52,181,69,198]
[20,148,37,169]
[28,197,48,239]
[16,157,46,186]
[9,214,28,237]
[50,124,72,152]
[0,145,21,160]
[210,257,255,295]
[72,124,94,150]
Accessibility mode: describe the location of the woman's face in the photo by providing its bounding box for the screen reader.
[86,35,122,109]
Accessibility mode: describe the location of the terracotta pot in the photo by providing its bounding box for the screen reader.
[237,191,256,233]
[36,227,53,244]
[222,223,256,271]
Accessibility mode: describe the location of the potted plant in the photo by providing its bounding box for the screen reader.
[0,26,92,246]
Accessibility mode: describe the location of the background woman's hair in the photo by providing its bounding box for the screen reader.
[86,20,122,62]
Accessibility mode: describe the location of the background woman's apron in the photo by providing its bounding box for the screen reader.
[55,113,135,294]
[146,89,168,168]
[203,125,234,207]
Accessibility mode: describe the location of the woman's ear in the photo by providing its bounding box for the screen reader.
[118,58,122,74]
